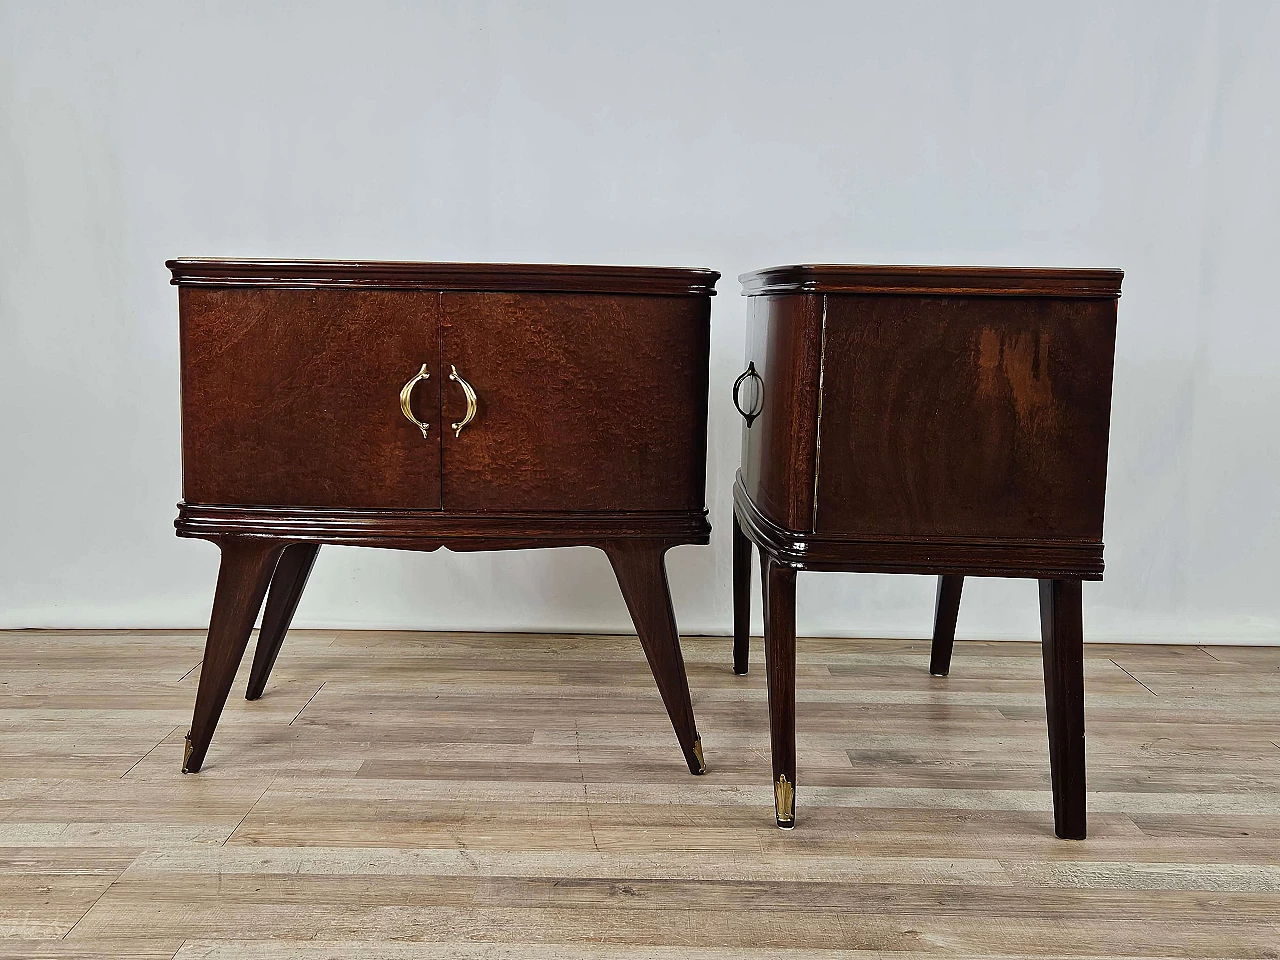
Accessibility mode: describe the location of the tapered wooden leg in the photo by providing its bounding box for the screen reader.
[603,542,705,775]
[183,538,285,773]
[1039,578,1086,839]
[761,555,797,828]
[246,542,320,701]
[929,575,965,676]
[732,510,752,675]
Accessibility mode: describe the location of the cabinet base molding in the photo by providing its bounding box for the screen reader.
[733,479,1102,579]
[177,503,711,550]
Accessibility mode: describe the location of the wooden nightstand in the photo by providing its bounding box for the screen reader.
[169,259,718,778]
[730,264,1122,836]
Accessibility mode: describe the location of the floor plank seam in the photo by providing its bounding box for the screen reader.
[288,681,325,726]
[119,724,182,780]
[573,722,603,854]
[223,774,278,847]
[1110,659,1159,697]
[57,856,134,944]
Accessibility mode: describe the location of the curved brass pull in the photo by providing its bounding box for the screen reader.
[732,361,764,427]
[448,364,478,438]
[398,363,431,438]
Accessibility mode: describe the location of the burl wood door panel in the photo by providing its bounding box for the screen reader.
[738,295,822,531]
[440,293,710,512]
[179,288,441,508]
[815,294,1116,540]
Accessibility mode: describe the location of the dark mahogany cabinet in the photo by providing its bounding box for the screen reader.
[731,264,1122,836]
[169,259,718,777]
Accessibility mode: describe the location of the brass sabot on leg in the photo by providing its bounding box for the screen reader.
[774,773,795,828]
[691,738,706,775]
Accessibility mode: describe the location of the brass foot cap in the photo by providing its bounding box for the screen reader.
[181,732,194,774]
[690,738,706,775]
[774,773,795,828]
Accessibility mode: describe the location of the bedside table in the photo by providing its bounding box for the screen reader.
[730,264,1122,836]
[169,259,718,778]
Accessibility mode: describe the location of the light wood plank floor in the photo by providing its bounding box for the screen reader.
[1,629,1277,958]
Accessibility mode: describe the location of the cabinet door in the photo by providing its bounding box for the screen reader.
[180,287,441,509]
[814,294,1116,540]
[440,293,710,512]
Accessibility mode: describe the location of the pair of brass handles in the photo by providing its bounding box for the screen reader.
[398,364,478,439]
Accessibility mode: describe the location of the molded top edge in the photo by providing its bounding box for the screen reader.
[739,264,1123,298]
[167,259,719,295]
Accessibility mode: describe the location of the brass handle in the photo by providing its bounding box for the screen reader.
[449,364,478,438]
[732,361,763,427]
[399,363,431,438]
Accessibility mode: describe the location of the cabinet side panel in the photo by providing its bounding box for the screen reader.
[179,287,441,509]
[815,294,1116,540]
[739,294,823,531]
[440,293,710,512]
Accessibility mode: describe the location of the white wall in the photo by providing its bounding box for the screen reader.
[2,0,1278,643]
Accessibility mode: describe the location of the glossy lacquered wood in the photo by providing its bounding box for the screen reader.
[605,542,706,775]
[246,542,320,702]
[761,555,798,828]
[731,512,752,676]
[732,263,1121,839]
[183,538,284,773]
[169,258,719,296]
[175,503,710,547]
[170,259,718,778]
[732,481,1102,579]
[815,294,1116,541]
[1040,577,1087,840]
[440,293,710,512]
[929,574,965,677]
[738,294,823,531]
[740,263,1124,298]
[179,288,442,509]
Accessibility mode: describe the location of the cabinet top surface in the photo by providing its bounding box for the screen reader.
[167,259,719,296]
[739,264,1123,298]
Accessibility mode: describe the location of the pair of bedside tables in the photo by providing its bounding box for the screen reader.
[168,259,1120,839]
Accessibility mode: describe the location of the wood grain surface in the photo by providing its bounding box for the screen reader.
[736,294,823,531]
[814,294,1117,541]
[439,292,711,512]
[179,288,442,509]
[1,629,1277,957]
